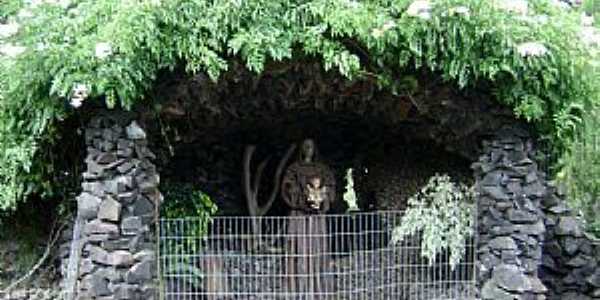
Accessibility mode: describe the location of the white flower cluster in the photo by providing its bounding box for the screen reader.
[495,0,528,15]
[0,44,26,57]
[549,0,571,9]
[517,42,549,57]
[580,27,600,47]
[148,0,162,6]
[95,42,113,59]
[371,20,396,38]
[342,0,360,9]
[25,0,70,8]
[0,23,20,39]
[406,1,432,20]
[450,6,470,16]
[0,22,24,58]
[581,13,594,27]
[70,84,89,108]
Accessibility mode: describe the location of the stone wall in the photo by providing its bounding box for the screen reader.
[63,115,160,299]
[474,127,548,299]
[540,185,600,300]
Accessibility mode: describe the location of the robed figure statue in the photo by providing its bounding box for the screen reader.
[281,139,335,299]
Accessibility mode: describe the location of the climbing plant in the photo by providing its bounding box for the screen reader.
[0,0,598,211]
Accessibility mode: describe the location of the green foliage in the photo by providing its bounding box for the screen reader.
[160,183,217,289]
[0,0,599,211]
[161,182,218,230]
[391,174,474,269]
[558,109,600,237]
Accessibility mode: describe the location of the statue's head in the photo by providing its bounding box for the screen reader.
[300,138,316,162]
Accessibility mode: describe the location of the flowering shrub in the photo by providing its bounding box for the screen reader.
[391,174,474,269]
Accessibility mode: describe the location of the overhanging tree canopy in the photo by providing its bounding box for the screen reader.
[0,0,598,211]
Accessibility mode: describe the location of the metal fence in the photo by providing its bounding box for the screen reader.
[159,211,477,300]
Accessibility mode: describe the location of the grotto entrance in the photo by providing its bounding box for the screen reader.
[148,63,514,299]
[157,115,479,299]
[159,113,474,216]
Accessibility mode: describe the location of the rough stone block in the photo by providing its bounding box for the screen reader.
[85,219,119,236]
[138,178,158,194]
[117,147,134,158]
[79,258,96,275]
[560,291,591,300]
[83,273,111,297]
[121,217,142,236]
[98,196,122,222]
[141,285,158,300]
[561,236,581,256]
[88,233,110,242]
[96,266,123,283]
[85,159,104,176]
[102,238,132,252]
[104,179,120,195]
[492,264,530,293]
[102,128,119,142]
[542,255,558,272]
[118,191,137,204]
[82,182,105,197]
[481,280,515,300]
[113,283,139,299]
[107,250,134,267]
[556,217,583,237]
[133,250,156,262]
[77,193,101,220]
[523,181,545,198]
[567,255,592,268]
[133,196,154,216]
[508,209,538,224]
[126,121,146,140]
[516,220,545,236]
[482,186,510,201]
[489,236,518,251]
[528,275,548,294]
[544,241,563,258]
[541,194,561,209]
[126,260,154,283]
[587,269,600,287]
[547,203,570,215]
[117,161,135,174]
[90,245,110,265]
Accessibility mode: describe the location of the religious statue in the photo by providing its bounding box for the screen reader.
[281,138,336,298]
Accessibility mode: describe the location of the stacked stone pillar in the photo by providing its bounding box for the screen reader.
[474,127,548,299]
[540,184,600,299]
[72,115,160,299]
